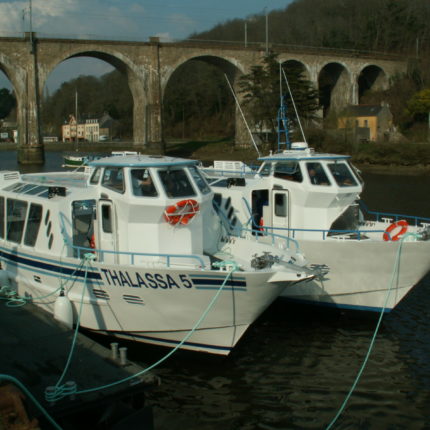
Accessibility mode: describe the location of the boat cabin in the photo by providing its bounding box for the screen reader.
[208,143,364,240]
[0,155,220,269]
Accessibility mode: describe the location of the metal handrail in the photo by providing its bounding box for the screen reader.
[358,200,430,227]
[213,199,301,252]
[59,212,207,268]
[73,245,207,268]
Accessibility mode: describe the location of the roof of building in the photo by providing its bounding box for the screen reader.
[340,105,387,117]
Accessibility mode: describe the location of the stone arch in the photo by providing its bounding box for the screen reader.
[39,48,146,144]
[318,62,352,116]
[162,54,244,96]
[358,65,388,101]
[0,54,29,148]
[280,59,311,81]
[0,55,23,96]
[162,54,244,144]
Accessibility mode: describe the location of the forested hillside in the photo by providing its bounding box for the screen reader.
[33,0,430,143]
[193,0,430,56]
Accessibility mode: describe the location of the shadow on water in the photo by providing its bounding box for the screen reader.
[86,290,430,430]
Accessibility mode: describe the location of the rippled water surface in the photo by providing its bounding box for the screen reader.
[3,151,430,429]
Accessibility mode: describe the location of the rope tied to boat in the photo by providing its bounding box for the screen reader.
[47,259,239,402]
[44,252,95,403]
[325,231,422,429]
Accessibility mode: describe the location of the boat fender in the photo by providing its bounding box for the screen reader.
[383,220,408,241]
[54,291,74,329]
[164,199,199,226]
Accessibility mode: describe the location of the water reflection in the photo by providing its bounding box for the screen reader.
[143,298,430,429]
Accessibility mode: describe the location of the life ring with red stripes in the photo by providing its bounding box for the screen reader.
[383,220,408,241]
[163,199,199,226]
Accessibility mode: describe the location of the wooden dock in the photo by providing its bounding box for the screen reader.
[0,302,158,429]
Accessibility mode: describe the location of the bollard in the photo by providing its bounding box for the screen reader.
[65,381,77,400]
[110,342,119,360]
[45,386,57,406]
[119,347,128,366]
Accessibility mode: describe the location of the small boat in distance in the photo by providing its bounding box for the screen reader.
[0,154,314,355]
[63,151,138,168]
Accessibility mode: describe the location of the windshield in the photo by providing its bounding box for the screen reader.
[327,162,358,187]
[158,169,196,198]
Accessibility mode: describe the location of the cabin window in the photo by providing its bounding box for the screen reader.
[328,162,358,187]
[24,203,42,247]
[0,197,4,239]
[72,200,96,256]
[102,167,125,194]
[259,163,272,177]
[44,210,50,225]
[131,169,158,197]
[6,199,28,244]
[306,162,330,186]
[90,168,102,185]
[274,161,303,182]
[24,185,49,196]
[101,204,113,233]
[158,169,196,198]
[188,166,211,194]
[348,162,364,185]
[274,193,287,217]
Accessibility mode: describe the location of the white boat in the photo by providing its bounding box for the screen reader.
[63,151,137,168]
[0,154,314,355]
[202,144,430,312]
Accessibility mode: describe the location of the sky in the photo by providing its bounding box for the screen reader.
[0,0,293,92]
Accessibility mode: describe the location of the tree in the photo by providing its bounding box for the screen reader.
[0,88,16,119]
[239,52,319,146]
[406,89,430,120]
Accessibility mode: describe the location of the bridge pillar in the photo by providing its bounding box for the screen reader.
[143,38,165,153]
[17,35,44,165]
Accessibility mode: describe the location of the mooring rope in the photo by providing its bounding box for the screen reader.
[325,232,420,429]
[46,260,239,401]
[0,374,62,430]
[45,253,95,403]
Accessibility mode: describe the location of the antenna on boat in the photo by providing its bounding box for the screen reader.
[281,67,307,143]
[277,64,291,152]
[224,74,261,158]
[74,89,79,151]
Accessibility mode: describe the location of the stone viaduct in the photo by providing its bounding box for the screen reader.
[0,33,408,163]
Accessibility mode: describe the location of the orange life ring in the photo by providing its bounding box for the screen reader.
[89,234,96,249]
[383,220,408,241]
[163,199,199,226]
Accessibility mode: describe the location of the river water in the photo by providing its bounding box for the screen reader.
[3,151,430,430]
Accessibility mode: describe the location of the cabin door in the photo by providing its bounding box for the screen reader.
[270,189,290,233]
[96,199,118,264]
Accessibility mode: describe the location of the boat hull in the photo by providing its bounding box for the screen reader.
[280,239,430,312]
[1,246,288,355]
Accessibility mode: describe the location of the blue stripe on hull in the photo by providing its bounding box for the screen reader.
[0,247,101,281]
[106,330,233,353]
[191,277,246,287]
